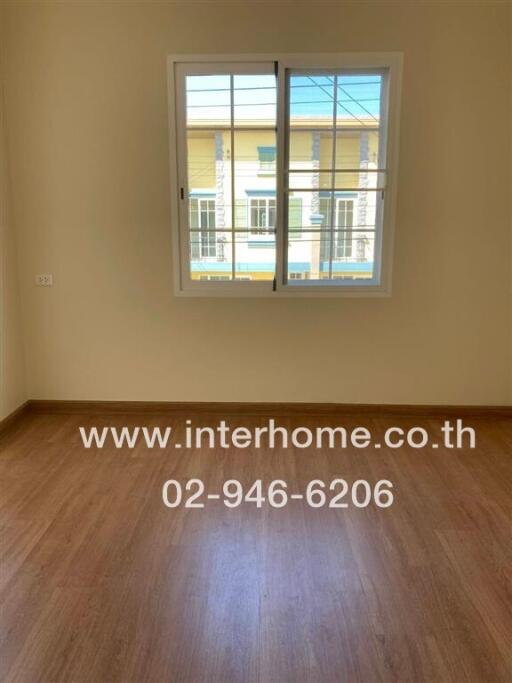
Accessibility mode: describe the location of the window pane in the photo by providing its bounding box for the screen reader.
[287,231,331,281]
[186,75,231,126]
[232,125,276,280]
[234,75,276,126]
[334,129,384,190]
[190,231,233,281]
[235,228,275,281]
[289,75,335,127]
[289,130,333,169]
[187,72,276,284]
[288,129,333,190]
[288,170,334,191]
[187,131,232,210]
[187,122,233,278]
[285,70,385,285]
[336,75,382,128]
[233,130,276,219]
[288,169,385,192]
[287,230,375,281]
[335,130,380,167]
[333,169,386,191]
[285,185,378,279]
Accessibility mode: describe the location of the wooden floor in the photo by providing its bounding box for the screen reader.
[0,411,511,682]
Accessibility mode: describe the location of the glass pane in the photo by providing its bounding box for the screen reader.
[288,170,333,191]
[352,194,378,231]
[334,168,386,193]
[233,130,276,222]
[234,229,275,281]
[285,71,384,285]
[288,169,385,192]
[186,75,231,126]
[287,230,375,282]
[336,74,382,128]
[334,130,383,189]
[187,128,233,281]
[335,129,380,167]
[289,75,335,128]
[288,129,332,190]
[187,73,276,284]
[288,130,384,191]
[231,126,276,281]
[333,169,386,191]
[289,129,333,170]
[332,228,376,279]
[285,191,377,281]
[287,231,331,281]
[233,74,276,126]
[187,129,231,197]
[190,231,233,281]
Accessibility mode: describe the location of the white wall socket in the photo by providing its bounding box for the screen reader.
[35,274,53,286]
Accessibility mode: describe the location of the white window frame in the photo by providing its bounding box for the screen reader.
[335,197,355,260]
[190,197,218,259]
[249,196,276,235]
[168,53,402,298]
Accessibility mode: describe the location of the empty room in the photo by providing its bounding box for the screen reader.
[0,1,511,681]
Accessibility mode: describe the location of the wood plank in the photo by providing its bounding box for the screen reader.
[0,412,511,682]
[0,401,29,437]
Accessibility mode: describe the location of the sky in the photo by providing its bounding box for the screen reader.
[186,73,382,123]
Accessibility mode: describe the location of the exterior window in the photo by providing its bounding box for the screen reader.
[169,53,402,296]
[335,199,354,259]
[257,145,276,171]
[250,198,276,234]
[189,198,217,258]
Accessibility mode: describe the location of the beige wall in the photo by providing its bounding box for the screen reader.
[0,42,26,419]
[0,0,510,405]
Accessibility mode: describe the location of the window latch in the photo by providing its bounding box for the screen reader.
[180,187,185,200]
[272,277,277,292]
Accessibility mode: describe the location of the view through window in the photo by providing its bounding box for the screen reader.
[287,72,383,280]
[186,72,277,281]
[171,55,400,294]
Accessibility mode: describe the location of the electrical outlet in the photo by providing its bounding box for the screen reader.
[35,274,53,287]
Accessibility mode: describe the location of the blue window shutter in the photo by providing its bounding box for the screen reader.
[257,146,276,163]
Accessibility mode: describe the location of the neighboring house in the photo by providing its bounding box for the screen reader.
[186,86,380,281]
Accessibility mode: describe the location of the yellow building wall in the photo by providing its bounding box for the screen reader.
[187,133,216,189]
[189,129,379,192]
